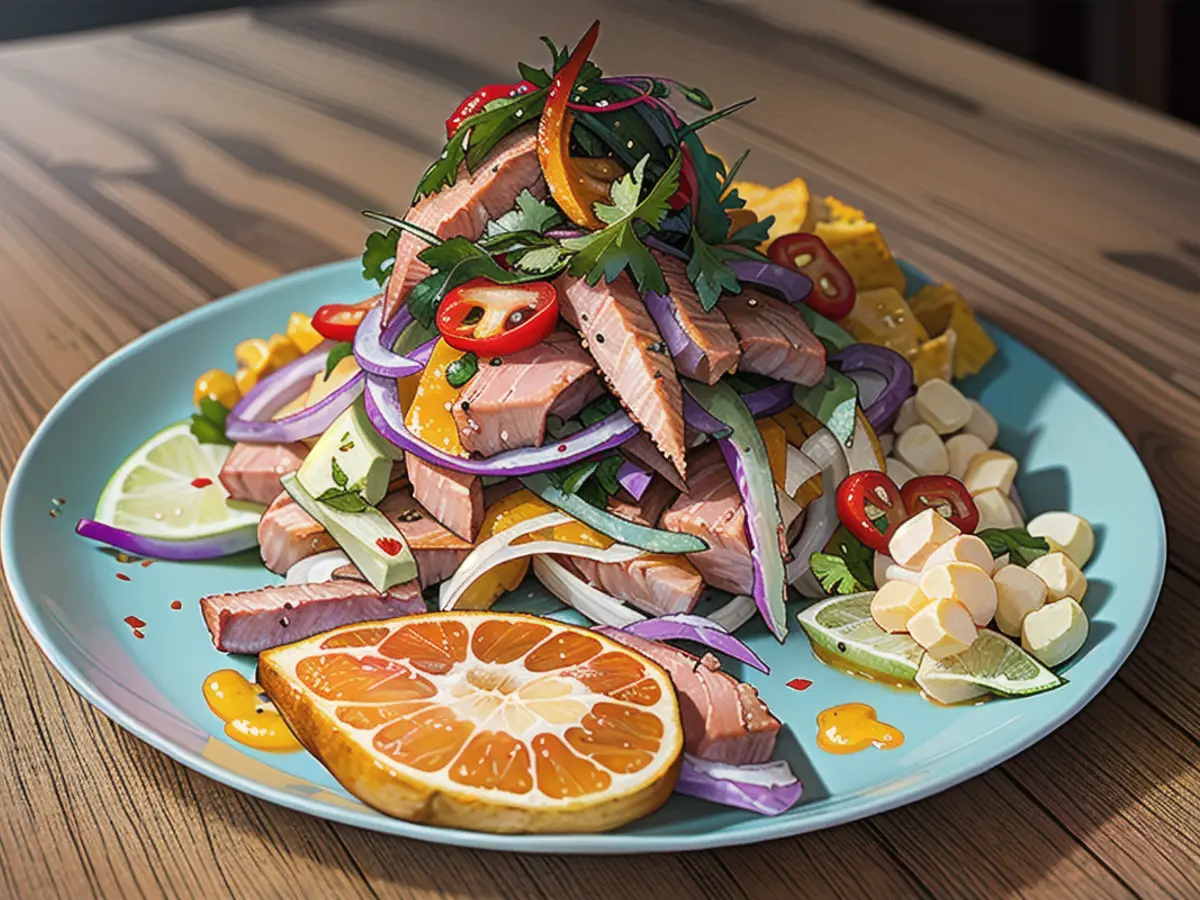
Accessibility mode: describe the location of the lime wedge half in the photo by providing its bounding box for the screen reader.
[797,592,924,683]
[917,630,1065,698]
[94,422,262,542]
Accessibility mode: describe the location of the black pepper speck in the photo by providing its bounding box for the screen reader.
[594,333,605,344]
[280,616,290,627]
[490,357,503,367]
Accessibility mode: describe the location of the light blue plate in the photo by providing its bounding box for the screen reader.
[1,259,1165,853]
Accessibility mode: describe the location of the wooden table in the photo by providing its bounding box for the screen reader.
[1,1,1197,897]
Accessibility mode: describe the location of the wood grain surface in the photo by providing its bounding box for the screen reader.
[1,1,1197,897]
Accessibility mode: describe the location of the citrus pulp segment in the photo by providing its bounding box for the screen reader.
[919,630,1064,697]
[95,421,262,541]
[258,612,684,833]
[797,592,925,682]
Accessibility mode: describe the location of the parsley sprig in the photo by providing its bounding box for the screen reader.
[314,457,371,513]
[810,527,876,595]
[190,397,233,446]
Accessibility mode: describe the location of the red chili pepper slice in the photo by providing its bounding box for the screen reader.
[900,476,980,534]
[312,303,372,342]
[446,80,538,139]
[436,278,559,355]
[768,233,856,320]
[835,471,910,552]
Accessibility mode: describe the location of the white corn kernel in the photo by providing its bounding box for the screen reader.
[907,597,977,660]
[946,433,989,480]
[870,581,932,632]
[885,456,918,487]
[894,396,919,433]
[993,564,1048,636]
[888,508,961,569]
[1027,551,1087,603]
[974,489,1023,530]
[873,552,921,587]
[1021,597,1088,666]
[964,399,999,447]
[895,423,949,475]
[1026,512,1094,568]
[924,535,995,576]
[964,451,1018,496]
[919,562,997,626]
[914,378,972,434]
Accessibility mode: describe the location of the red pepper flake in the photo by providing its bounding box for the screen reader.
[375,537,403,556]
[141,559,153,568]
[191,477,213,489]
[48,509,59,518]
[786,678,813,692]
[115,573,131,582]
[124,615,146,628]
[133,629,145,640]
[56,497,66,505]
[557,444,567,452]
[170,600,182,610]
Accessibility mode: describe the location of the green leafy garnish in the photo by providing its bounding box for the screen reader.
[445,352,479,389]
[676,97,756,141]
[687,228,742,310]
[550,455,625,508]
[362,227,401,287]
[797,304,857,354]
[793,369,859,446]
[978,528,1051,567]
[484,190,563,238]
[314,456,370,513]
[562,153,682,295]
[810,527,877,596]
[413,88,547,200]
[325,342,354,379]
[578,394,621,427]
[810,553,868,596]
[190,397,233,446]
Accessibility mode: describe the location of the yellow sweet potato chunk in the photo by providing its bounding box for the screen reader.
[814,219,907,294]
[839,286,930,362]
[909,283,998,379]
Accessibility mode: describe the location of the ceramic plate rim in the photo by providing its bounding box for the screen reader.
[1,259,1167,854]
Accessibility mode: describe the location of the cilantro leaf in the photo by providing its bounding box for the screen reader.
[407,270,450,330]
[810,553,868,596]
[407,237,551,328]
[361,227,401,287]
[414,89,547,200]
[793,368,859,446]
[593,455,624,496]
[324,342,354,379]
[445,352,479,389]
[682,134,736,246]
[562,153,682,295]
[978,528,1051,567]
[485,190,563,238]
[512,244,571,274]
[190,397,232,446]
[579,394,620,427]
[314,487,369,514]
[330,456,349,489]
[686,228,742,310]
[549,454,624,509]
[519,61,550,87]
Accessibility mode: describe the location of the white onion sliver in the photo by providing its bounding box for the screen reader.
[683,754,799,789]
[285,549,351,586]
[786,428,849,587]
[707,595,757,632]
[532,556,646,627]
[439,513,644,610]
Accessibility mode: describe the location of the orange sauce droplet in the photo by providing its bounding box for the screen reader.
[203,669,301,753]
[816,703,904,755]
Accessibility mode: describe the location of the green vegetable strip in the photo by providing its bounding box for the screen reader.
[793,368,859,447]
[683,379,788,640]
[519,472,707,554]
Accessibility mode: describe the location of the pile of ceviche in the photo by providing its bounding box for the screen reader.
[76,22,1099,834]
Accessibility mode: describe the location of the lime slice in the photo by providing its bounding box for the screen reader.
[94,422,262,542]
[917,630,1065,698]
[797,593,924,683]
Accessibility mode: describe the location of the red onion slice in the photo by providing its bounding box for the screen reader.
[225,370,364,444]
[830,344,914,433]
[363,372,641,476]
[676,755,802,816]
[230,346,327,423]
[76,518,258,560]
[353,303,434,378]
[727,259,814,306]
[620,613,769,673]
[616,460,653,500]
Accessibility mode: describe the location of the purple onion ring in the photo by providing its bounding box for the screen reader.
[829,344,914,433]
[76,519,258,560]
[352,303,433,378]
[620,613,769,673]
[363,372,641,476]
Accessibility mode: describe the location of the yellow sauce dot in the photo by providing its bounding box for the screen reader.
[203,669,301,753]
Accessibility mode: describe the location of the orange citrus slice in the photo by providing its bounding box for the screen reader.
[259,611,683,833]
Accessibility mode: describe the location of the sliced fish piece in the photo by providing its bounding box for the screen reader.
[646,252,741,384]
[719,288,826,386]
